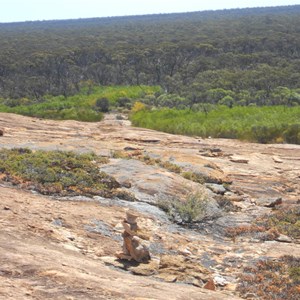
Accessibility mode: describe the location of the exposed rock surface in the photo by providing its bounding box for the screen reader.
[0,112,300,299]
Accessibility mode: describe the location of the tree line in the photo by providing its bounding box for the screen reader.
[0,5,299,106]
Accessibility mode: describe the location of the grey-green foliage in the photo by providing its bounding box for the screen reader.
[158,188,208,223]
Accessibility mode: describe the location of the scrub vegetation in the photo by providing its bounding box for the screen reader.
[0,148,120,196]
[0,85,159,121]
[131,106,300,144]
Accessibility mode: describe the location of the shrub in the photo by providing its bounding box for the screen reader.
[283,124,300,144]
[259,206,300,239]
[158,161,182,174]
[226,206,300,240]
[158,188,208,224]
[95,97,110,112]
[0,148,119,196]
[238,256,300,299]
[116,97,132,109]
[182,171,205,184]
[131,101,146,113]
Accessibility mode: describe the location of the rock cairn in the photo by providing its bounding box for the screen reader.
[116,211,150,263]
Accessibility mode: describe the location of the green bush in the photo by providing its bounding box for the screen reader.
[158,189,208,224]
[95,98,110,112]
[0,85,160,122]
[0,148,119,196]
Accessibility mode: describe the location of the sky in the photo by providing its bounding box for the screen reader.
[0,0,298,23]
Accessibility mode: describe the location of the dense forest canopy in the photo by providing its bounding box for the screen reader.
[0,5,300,106]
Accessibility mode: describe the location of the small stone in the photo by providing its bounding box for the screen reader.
[205,183,226,195]
[124,146,141,151]
[192,279,203,287]
[224,192,243,202]
[245,292,258,299]
[230,156,249,164]
[121,180,132,188]
[225,283,237,291]
[210,148,222,153]
[3,206,10,210]
[178,248,192,256]
[276,234,292,243]
[204,278,216,291]
[213,274,228,286]
[0,129,3,136]
[114,222,124,232]
[273,156,283,163]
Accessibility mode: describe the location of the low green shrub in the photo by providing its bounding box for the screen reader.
[0,148,119,196]
[158,189,208,224]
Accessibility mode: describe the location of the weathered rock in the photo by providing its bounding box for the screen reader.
[276,234,292,243]
[157,255,210,283]
[121,180,132,188]
[256,197,282,207]
[210,148,222,153]
[225,283,238,292]
[230,156,249,164]
[224,192,244,202]
[244,292,258,299]
[272,156,283,163]
[200,147,223,158]
[204,278,216,291]
[100,159,209,204]
[205,183,227,195]
[214,274,228,286]
[129,258,160,276]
